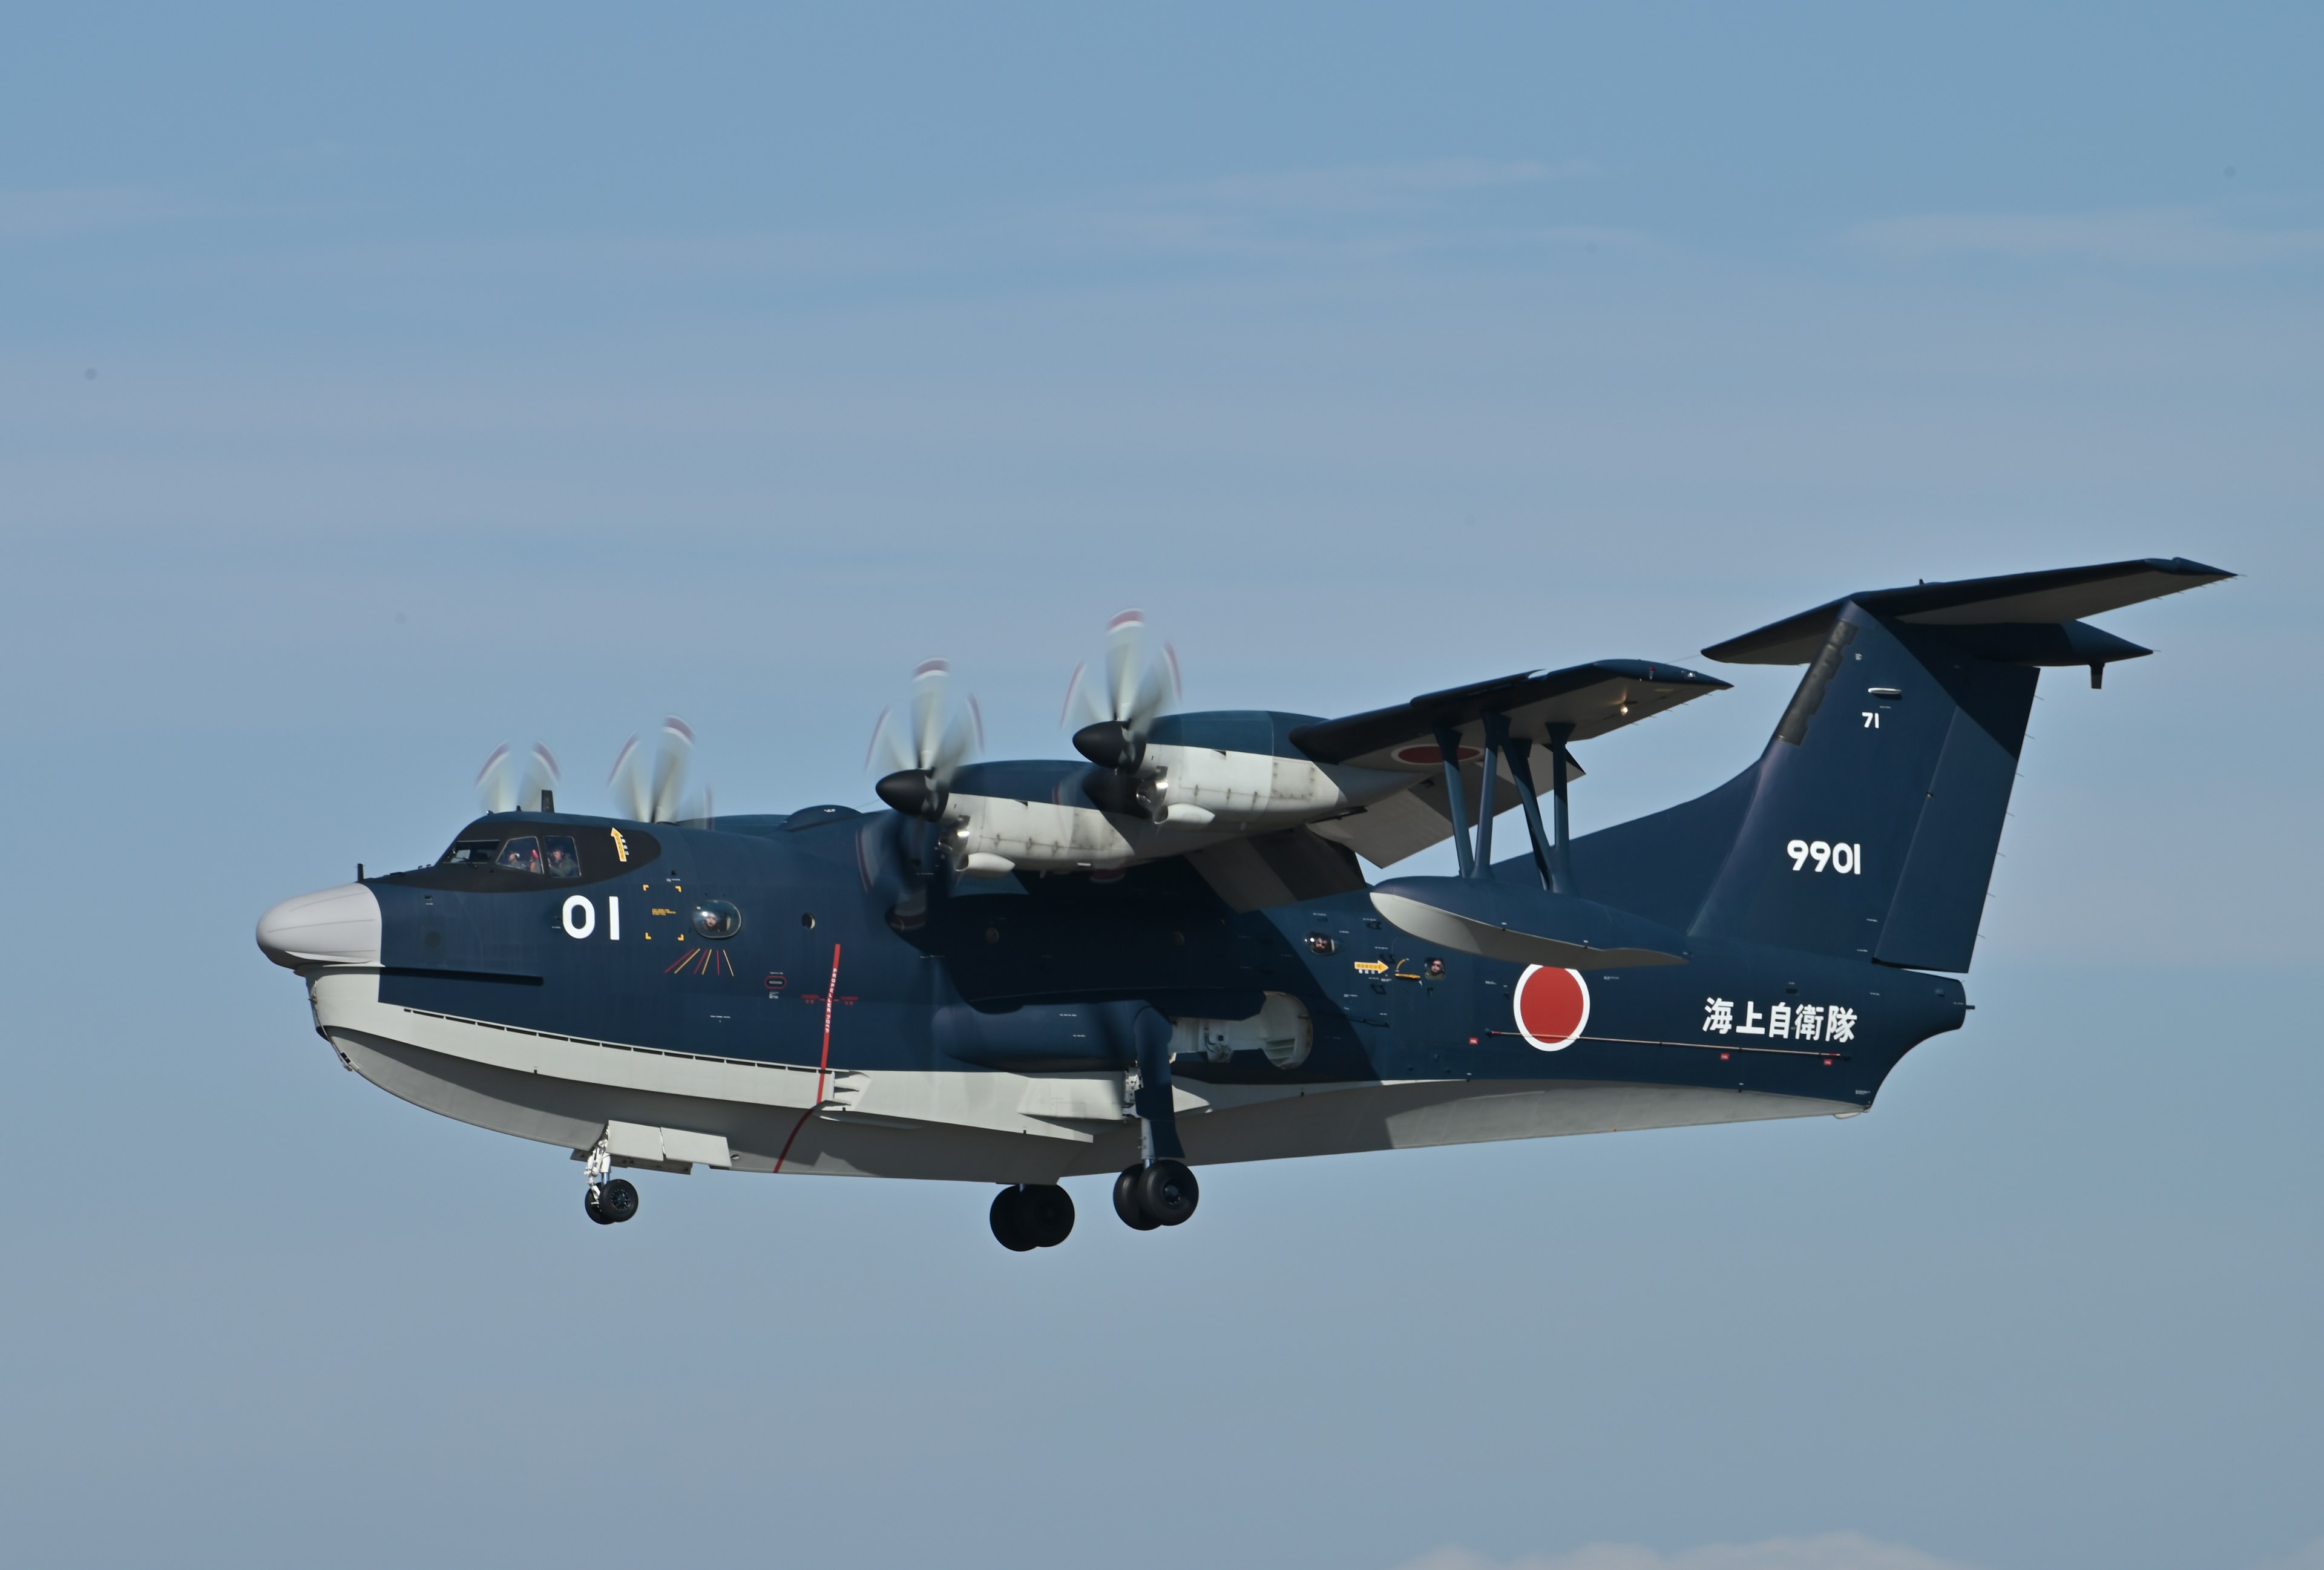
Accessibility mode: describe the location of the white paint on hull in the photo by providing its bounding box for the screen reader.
[304,968,1853,1186]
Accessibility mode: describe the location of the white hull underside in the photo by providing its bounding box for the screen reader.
[306,969,1850,1186]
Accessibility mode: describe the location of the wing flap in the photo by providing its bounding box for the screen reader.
[1188,826,1369,913]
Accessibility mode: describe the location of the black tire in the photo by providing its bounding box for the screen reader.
[585,1190,611,1225]
[1135,1159,1199,1227]
[1114,1164,1160,1230]
[597,1177,640,1224]
[989,1186,1038,1252]
[1019,1184,1075,1248]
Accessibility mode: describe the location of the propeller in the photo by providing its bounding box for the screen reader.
[476,742,560,814]
[868,659,984,819]
[1065,609,1178,771]
[1065,610,1179,808]
[609,717,710,823]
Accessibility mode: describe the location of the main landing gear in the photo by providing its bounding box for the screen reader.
[587,1179,638,1224]
[991,1011,1201,1250]
[1109,1007,1200,1233]
[583,1138,638,1226]
[990,1184,1075,1251]
[1113,1159,1199,1230]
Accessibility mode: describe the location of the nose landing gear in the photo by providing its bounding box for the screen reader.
[989,1183,1075,1250]
[583,1137,639,1225]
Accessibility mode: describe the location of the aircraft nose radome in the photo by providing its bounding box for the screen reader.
[256,884,382,969]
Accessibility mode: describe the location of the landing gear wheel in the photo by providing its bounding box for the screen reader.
[1019,1184,1074,1248]
[1114,1165,1160,1230]
[594,1177,639,1224]
[990,1186,1038,1252]
[580,1137,635,1226]
[1134,1159,1198,1227]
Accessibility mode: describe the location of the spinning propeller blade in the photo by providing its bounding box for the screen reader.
[475,741,560,813]
[1067,609,1180,772]
[869,659,982,818]
[609,718,709,823]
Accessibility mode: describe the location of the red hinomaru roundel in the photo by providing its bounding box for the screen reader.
[1512,965,1590,1051]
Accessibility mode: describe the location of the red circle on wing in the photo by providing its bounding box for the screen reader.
[1513,965,1590,1051]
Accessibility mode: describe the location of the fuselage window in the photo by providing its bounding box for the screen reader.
[691,900,743,939]
[496,836,543,875]
[441,839,501,867]
[544,835,582,878]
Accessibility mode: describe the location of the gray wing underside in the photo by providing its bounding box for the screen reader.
[1189,770,1532,910]
[1306,761,1542,870]
[1187,827,1370,913]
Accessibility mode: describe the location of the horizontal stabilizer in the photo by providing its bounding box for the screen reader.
[1371,878,1690,970]
[1290,660,1730,770]
[1704,557,2233,665]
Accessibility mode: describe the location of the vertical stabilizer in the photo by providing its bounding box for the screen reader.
[1689,607,2035,968]
[1577,559,2230,971]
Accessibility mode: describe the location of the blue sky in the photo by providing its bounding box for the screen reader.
[2,7,2319,1568]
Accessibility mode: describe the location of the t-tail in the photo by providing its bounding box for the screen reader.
[1569,557,2231,970]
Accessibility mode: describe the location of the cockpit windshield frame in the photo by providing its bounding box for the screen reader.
[401,821,658,891]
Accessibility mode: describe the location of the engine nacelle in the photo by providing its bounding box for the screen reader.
[1138,745,1366,827]
[930,747,1414,876]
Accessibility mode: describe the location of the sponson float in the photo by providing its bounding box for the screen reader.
[257,560,2228,1249]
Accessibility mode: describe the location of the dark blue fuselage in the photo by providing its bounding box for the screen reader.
[369,806,1966,1110]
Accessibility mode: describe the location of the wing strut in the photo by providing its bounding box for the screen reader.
[1495,721,1550,888]
[1441,712,1577,890]
[1472,717,1502,870]
[1432,724,1475,878]
[1490,720,1575,892]
[1546,721,1574,893]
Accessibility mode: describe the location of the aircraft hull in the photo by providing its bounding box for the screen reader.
[307,967,1854,1186]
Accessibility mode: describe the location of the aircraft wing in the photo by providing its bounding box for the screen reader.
[1289,659,1728,870]
[1187,826,1371,912]
[1306,776,1481,868]
[1288,659,1732,771]
[917,661,1730,891]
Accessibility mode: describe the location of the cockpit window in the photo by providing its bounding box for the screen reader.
[409,821,658,889]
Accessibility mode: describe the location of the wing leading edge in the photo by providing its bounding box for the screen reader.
[1288,659,1733,770]
[1291,659,1729,872]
